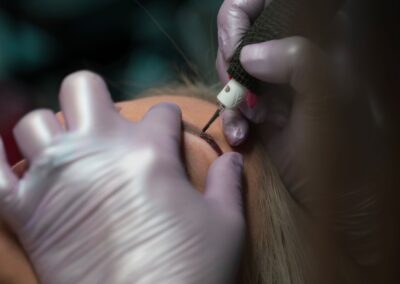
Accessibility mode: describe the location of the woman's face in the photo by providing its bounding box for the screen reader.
[4,94,261,284]
[116,95,235,191]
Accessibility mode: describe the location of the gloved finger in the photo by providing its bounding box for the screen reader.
[216,49,230,85]
[140,103,182,152]
[240,36,333,96]
[14,109,64,162]
[204,152,244,217]
[0,137,19,218]
[59,70,120,133]
[221,109,249,146]
[217,0,268,61]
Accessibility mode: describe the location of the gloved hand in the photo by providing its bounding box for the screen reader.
[0,71,245,284]
[216,0,345,145]
[217,0,383,267]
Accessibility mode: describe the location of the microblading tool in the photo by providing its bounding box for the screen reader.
[202,0,340,133]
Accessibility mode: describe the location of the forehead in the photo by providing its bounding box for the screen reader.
[116,95,233,153]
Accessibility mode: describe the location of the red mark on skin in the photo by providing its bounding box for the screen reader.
[246,91,258,109]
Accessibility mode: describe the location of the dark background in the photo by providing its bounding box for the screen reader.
[0,0,224,163]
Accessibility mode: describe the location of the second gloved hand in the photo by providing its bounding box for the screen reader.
[217,0,382,267]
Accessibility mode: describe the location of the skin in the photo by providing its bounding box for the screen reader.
[115,96,235,192]
[0,75,370,283]
[0,70,244,284]
[0,94,259,284]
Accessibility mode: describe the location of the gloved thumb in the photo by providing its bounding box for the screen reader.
[204,152,244,216]
[240,36,332,96]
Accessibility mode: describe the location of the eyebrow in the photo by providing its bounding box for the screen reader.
[183,122,223,156]
[116,105,223,155]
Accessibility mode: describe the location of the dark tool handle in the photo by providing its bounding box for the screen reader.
[227,0,341,92]
[227,0,297,91]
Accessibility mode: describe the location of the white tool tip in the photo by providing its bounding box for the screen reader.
[217,79,247,109]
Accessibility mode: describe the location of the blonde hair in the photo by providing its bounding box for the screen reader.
[138,81,315,283]
[238,141,310,284]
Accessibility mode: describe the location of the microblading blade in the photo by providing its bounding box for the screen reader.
[202,105,225,133]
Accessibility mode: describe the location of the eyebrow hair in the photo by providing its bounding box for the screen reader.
[183,122,223,156]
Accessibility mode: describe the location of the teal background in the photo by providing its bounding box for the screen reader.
[0,0,223,107]
[0,0,224,163]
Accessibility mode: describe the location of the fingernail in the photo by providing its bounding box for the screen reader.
[245,91,258,109]
[225,125,246,146]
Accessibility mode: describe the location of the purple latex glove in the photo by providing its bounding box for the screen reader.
[216,0,270,146]
[0,71,244,284]
[217,1,382,266]
[216,0,346,145]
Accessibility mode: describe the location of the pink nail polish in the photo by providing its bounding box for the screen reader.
[245,91,258,109]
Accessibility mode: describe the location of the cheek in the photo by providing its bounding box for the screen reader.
[182,133,219,193]
[0,222,39,284]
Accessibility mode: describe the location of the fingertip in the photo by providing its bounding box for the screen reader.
[214,152,244,186]
[14,109,63,161]
[241,37,330,92]
[240,40,292,84]
[141,102,183,143]
[59,70,107,102]
[60,70,105,91]
[151,102,181,113]
[240,42,271,79]
[221,110,249,146]
[205,152,244,214]
[240,44,253,62]
[145,102,182,122]
[59,70,117,132]
[208,152,244,185]
[224,152,244,175]
[240,44,257,76]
